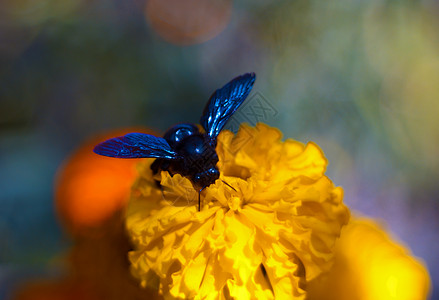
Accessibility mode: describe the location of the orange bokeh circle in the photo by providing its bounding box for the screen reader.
[145,0,232,45]
[54,128,155,235]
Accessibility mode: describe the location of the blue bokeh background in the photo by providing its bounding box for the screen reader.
[1,0,438,298]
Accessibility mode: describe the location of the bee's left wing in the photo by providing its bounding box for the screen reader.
[93,133,179,159]
[200,73,256,139]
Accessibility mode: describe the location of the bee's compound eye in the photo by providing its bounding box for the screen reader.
[164,123,199,147]
[210,168,219,176]
[207,167,220,182]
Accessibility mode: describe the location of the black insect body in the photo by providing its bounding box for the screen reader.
[150,123,220,189]
[93,73,256,210]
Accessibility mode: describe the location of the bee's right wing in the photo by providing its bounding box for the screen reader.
[93,133,179,159]
[200,73,256,139]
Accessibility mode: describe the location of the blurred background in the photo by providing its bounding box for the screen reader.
[0,0,438,298]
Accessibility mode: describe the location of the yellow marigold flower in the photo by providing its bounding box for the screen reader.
[307,218,431,300]
[126,123,350,299]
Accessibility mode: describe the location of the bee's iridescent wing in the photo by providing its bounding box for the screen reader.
[93,133,178,159]
[200,73,256,139]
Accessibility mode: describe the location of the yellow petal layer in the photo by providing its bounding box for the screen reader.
[126,123,350,299]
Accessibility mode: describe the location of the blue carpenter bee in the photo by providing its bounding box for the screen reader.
[93,73,256,210]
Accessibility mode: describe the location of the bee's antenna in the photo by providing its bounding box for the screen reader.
[222,180,237,192]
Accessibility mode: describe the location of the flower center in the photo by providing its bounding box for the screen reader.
[227,195,243,212]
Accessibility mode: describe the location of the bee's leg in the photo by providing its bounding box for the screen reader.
[197,187,206,211]
[150,158,161,174]
[151,158,172,190]
[159,184,165,199]
[155,180,162,189]
[150,159,162,189]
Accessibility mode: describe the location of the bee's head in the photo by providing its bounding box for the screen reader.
[193,167,220,189]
